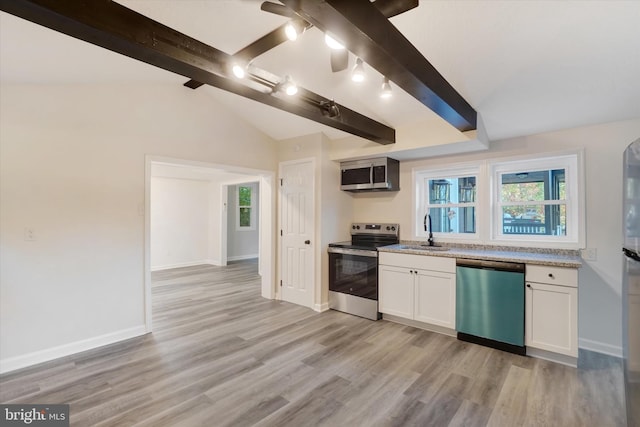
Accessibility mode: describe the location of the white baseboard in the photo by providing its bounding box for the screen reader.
[151,260,213,271]
[314,302,329,313]
[0,325,147,374]
[227,254,258,262]
[578,338,623,358]
[527,347,577,368]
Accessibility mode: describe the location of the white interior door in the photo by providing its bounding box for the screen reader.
[280,159,315,308]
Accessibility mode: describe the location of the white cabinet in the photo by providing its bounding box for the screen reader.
[379,265,414,318]
[525,265,578,357]
[379,253,456,330]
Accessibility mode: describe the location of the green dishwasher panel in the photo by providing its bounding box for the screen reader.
[456,266,525,347]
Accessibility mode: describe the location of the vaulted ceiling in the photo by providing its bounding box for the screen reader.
[1,1,639,144]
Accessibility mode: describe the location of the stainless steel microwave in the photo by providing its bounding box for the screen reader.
[340,157,400,192]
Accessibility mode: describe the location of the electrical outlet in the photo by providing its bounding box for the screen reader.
[581,248,597,261]
[24,227,36,241]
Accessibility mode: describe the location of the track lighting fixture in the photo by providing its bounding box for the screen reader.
[351,58,365,83]
[282,75,298,96]
[324,33,345,50]
[380,77,392,98]
[231,63,246,79]
[320,100,340,118]
[285,20,305,41]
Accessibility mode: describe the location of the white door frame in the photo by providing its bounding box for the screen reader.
[278,157,316,307]
[144,155,275,332]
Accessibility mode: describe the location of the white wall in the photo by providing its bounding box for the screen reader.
[344,118,640,355]
[226,183,259,261]
[0,84,277,372]
[150,177,211,270]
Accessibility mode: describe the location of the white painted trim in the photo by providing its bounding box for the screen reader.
[0,326,147,374]
[579,338,623,358]
[145,155,276,335]
[314,302,330,312]
[227,254,259,262]
[150,260,215,271]
[527,347,577,367]
[144,157,153,333]
[220,184,228,267]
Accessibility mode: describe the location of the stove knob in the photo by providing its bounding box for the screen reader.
[352,225,356,229]
[356,225,361,230]
[391,226,396,231]
[386,226,391,231]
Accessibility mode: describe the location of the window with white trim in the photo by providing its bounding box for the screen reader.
[490,154,581,245]
[415,167,480,239]
[236,183,256,231]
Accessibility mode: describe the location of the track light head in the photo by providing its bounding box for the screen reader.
[282,75,298,96]
[232,63,246,79]
[380,77,392,98]
[351,58,365,82]
[285,20,305,41]
[320,100,340,118]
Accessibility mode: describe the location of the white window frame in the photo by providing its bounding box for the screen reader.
[414,165,481,241]
[236,183,256,231]
[489,152,584,247]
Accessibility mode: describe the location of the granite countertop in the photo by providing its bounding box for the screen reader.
[378,243,582,268]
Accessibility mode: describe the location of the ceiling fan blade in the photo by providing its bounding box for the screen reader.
[373,0,419,18]
[260,1,297,19]
[234,23,290,61]
[330,49,349,72]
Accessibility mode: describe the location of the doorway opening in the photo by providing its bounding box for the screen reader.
[144,156,275,332]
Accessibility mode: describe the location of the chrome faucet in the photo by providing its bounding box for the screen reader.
[423,213,434,246]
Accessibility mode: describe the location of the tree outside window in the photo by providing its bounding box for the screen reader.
[237,183,256,231]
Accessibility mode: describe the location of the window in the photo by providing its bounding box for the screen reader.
[490,153,582,245]
[236,183,256,231]
[413,151,584,248]
[415,167,479,239]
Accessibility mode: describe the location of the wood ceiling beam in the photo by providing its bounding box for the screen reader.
[280,0,477,132]
[1,0,395,145]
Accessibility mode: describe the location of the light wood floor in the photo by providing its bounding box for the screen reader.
[1,260,626,426]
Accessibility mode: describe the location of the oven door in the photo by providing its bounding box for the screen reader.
[328,248,378,300]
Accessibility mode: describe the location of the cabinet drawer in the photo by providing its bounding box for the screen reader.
[379,252,455,273]
[526,265,577,287]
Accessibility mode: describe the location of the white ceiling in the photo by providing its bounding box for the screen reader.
[1,1,639,142]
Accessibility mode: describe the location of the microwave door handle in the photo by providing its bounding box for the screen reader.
[370,164,374,184]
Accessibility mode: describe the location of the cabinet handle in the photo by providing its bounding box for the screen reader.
[409,270,414,274]
[548,273,554,278]
[527,284,532,288]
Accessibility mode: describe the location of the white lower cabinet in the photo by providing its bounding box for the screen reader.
[379,266,414,318]
[525,265,578,358]
[379,253,456,329]
[414,270,456,328]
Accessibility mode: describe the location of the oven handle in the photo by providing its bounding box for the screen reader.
[328,247,378,258]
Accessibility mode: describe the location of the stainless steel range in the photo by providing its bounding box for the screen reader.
[328,223,399,320]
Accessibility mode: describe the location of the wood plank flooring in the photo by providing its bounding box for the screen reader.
[1,260,627,426]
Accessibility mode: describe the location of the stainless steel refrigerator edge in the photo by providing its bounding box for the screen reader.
[623,137,640,426]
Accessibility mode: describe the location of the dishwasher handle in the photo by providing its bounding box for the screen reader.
[456,258,525,273]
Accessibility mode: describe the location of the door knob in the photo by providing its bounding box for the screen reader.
[304,240,311,244]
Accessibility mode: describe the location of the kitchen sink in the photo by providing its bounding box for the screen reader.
[396,244,450,252]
